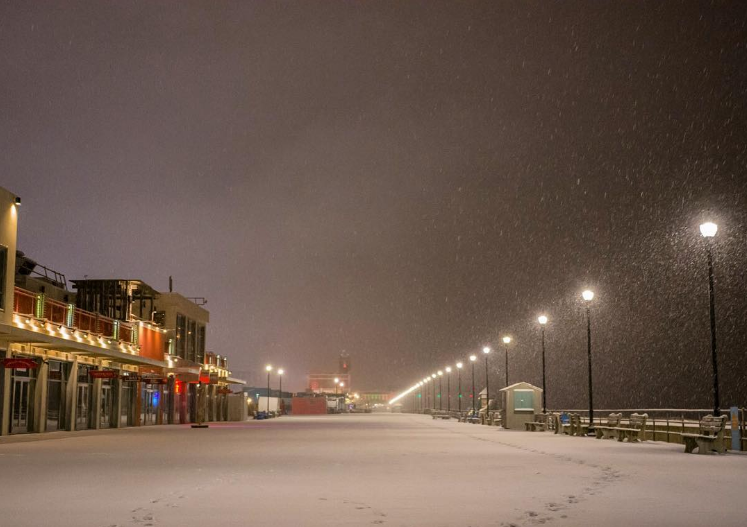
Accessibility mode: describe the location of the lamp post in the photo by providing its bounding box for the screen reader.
[445,367,452,411]
[538,316,548,413]
[502,336,512,387]
[431,373,437,410]
[469,355,477,413]
[334,377,340,397]
[419,381,424,412]
[582,289,595,429]
[456,362,463,412]
[265,365,272,413]
[700,222,721,416]
[437,371,444,410]
[482,346,491,413]
[277,369,284,416]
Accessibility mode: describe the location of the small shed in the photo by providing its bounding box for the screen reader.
[499,382,543,429]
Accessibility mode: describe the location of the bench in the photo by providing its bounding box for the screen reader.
[431,411,451,420]
[553,413,585,436]
[525,413,550,432]
[595,413,623,439]
[612,413,648,442]
[682,415,727,455]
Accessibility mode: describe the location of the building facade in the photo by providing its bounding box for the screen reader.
[0,186,245,436]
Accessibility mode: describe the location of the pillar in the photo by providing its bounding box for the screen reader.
[167,376,175,425]
[0,348,11,436]
[112,374,122,428]
[65,358,78,431]
[33,359,49,433]
[91,377,102,429]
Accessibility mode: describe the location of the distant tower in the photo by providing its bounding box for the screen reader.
[339,351,351,374]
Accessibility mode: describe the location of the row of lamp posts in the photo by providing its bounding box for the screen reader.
[265,365,284,414]
[409,222,723,425]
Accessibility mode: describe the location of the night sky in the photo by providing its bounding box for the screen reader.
[2,2,746,408]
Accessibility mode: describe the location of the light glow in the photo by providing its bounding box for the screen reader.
[456,362,463,369]
[502,336,512,345]
[582,290,595,302]
[469,355,477,362]
[265,364,273,372]
[445,366,452,373]
[538,315,548,325]
[700,222,718,238]
[482,346,491,354]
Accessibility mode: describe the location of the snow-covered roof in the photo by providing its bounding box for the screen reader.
[499,381,542,392]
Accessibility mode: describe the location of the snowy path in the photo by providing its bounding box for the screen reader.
[0,414,744,527]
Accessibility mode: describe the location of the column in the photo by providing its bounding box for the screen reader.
[91,377,102,429]
[0,348,11,436]
[32,358,49,433]
[166,376,175,425]
[112,373,123,428]
[65,358,78,431]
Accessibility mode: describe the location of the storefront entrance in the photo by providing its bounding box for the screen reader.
[11,372,32,434]
[46,361,65,432]
[100,382,112,429]
[76,383,89,430]
[142,385,158,425]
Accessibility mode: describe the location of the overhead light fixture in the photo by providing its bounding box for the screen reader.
[14,196,21,206]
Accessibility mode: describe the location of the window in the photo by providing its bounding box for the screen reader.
[514,389,535,412]
[196,325,206,364]
[187,319,196,362]
[0,245,7,311]
[176,314,186,359]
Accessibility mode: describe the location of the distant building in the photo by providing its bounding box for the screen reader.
[307,373,351,394]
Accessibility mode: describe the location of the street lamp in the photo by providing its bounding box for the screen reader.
[265,365,273,413]
[482,346,491,414]
[445,366,452,412]
[502,336,512,387]
[277,369,284,416]
[437,371,444,410]
[431,373,437,410]
[538,315,548,413]
[456,362,463,412]
[700,222,721,416]
[469,355,477,414]
[582,289,595,429]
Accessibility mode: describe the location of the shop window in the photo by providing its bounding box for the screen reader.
[176,313,186,358]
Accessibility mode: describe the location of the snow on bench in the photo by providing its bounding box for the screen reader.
[524,413,550,432]
[552,413,589,436]
[611,413,648,443]
[682,415,727,455]
[594,413,623,440]
[431,411,451,420]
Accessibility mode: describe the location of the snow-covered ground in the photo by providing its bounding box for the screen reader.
[0,414,745,527]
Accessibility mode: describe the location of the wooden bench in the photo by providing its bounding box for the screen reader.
[612,413,648,442]
[525,413,550,432]
[682,415,727,455]
[553,413,581,435]
[595,413,623,439]
[431,411,451,420]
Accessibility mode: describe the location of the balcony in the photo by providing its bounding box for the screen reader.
[13,287,138,345]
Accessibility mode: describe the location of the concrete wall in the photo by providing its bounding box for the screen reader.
[0,186,19,326]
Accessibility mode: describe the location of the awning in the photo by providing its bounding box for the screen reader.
[0,323,167,368]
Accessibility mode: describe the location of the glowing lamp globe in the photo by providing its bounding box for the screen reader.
[538,315,548,325]
[582,290,595,302]
[502,336,512,345]
[469,355,477,362]
[445,366,452,373]
[700,222,718,238]
[482,346,491,354]
[456,362,463,369]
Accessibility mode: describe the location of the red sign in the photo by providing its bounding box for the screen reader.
[89,370,119,379]
[2,358,38,369]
